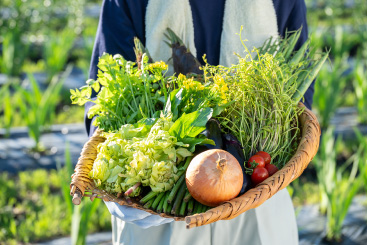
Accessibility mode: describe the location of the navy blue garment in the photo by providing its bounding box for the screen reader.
[86,0,313,136]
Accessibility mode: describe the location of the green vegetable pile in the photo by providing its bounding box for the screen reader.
[71,47,224,215]
[90,111,214,196]
[70,29,328,216]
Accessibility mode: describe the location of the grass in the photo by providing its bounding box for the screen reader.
[0,161,111,244]
[306,0,367,28]
[313,57,350,128]
[16,73,65,151]
[60,144,106,245]
[0,0,29,77]
[0,83,18,137]
[43,29,76,82]
[1,104,85,130]
[75,36,95,80]
[354,129,367,193]
[288,178,320,207]
[54,106,86,125]
[353,55,367,124]
[313,128,366,241]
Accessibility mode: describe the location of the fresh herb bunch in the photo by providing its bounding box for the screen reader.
[213,29,328,167]
[70,53,170,132]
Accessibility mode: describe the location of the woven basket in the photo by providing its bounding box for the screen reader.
[70,103,320,229]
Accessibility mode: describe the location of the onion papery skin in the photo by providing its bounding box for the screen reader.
[185,149,243,207]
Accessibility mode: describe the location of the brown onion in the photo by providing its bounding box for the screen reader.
[185,149,243,207]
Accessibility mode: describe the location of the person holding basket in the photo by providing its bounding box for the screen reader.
[85,0,313,244]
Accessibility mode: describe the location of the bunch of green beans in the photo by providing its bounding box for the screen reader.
[139,157,211,216]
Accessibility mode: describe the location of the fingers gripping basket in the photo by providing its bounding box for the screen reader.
[70,103,320,229]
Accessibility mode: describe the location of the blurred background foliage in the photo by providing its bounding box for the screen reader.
[0,0,366,243]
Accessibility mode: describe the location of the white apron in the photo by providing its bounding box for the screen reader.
[112,0,298,244]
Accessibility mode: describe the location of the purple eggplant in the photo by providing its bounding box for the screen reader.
[202,119,224,150]
[195,119,224,155]
[165,28,203,75]
[223,134,252,195]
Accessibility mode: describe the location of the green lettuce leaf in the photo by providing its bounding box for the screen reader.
[169,108,213,139]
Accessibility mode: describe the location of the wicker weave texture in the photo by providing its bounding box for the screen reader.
[70,103,320,228]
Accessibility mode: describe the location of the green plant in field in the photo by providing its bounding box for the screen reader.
[0,173,21,243]
[1,30,29,77]
[325,25,359,59]
[16,71,67,151]
[313,128,365,242]
[288,178,320,207]
[313,57,349,128]
[353,55,367,124]
[77,36,95,80]
[0,160,111,243]
[0,0,29,77]
[44,29,76,82]
[58,144,103,245]
[0,84,17,137]
[67,0,86,35]
[0,169,70,243]
[354,129,367,191]
[356,23,367,59]
[313,128,337,215]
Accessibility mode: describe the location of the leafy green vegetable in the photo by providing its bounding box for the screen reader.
[169,108,213,139]
[70,53,170,131]
[168,108,215,151]
[90,111,214,196]
[165,73,230,121]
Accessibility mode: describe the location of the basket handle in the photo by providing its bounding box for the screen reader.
[69,129,106,204]
[72,188,83,205]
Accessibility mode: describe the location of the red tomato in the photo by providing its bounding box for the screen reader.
[256,151,271,164]
[251,167,269,185]
[247,155,265,168]
[265,164,278,176]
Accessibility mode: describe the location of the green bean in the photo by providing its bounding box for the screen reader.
[183,190,192,202]
[166,202,173,215]
[162,192,170,213]
[176,156,193,176]
[167,175,185,204]
[193,201,200,214]
[179,198,188,216]
[196,203,204,214]
[187,198,194,214]
[171,183,186,215]
[156,193,167,213]
[140,191,157,204]
[143,199,153,209]
[152,192,165,210]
